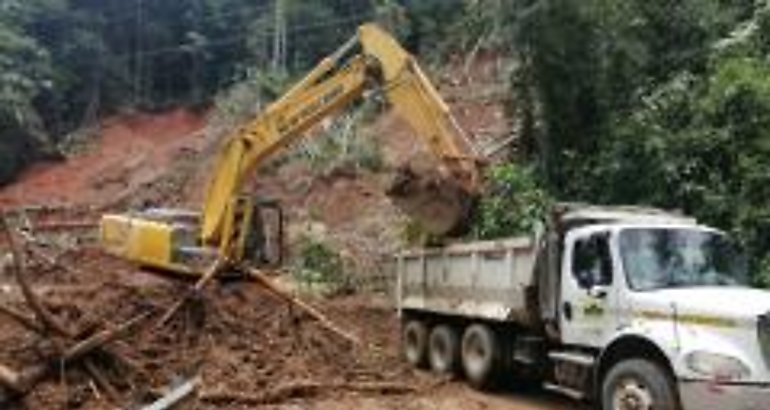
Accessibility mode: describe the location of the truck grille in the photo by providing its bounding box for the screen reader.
[760,313,770,369]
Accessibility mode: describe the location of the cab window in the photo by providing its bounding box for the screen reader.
[572,234,613,289]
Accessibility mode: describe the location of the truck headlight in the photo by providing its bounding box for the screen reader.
[685,351,751,380]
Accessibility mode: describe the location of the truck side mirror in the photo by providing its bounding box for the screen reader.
[588,285,608,299]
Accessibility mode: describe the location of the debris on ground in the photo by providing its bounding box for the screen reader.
[0,211,423,409]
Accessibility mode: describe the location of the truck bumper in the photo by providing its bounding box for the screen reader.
[679,380,770,410]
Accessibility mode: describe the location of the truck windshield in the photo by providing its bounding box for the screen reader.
[619,228,749,291]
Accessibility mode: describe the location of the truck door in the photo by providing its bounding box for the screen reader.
[560,229,618,347]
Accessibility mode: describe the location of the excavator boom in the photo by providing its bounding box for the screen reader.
[100,23,481,274]
[202,24,480,245]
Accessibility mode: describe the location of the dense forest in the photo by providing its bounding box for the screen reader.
[0,0,469,182]
[2,0,770,285]
[508,0,770,286]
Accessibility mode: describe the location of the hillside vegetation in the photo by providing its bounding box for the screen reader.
[505,0,770,286]
[0,0,470,183]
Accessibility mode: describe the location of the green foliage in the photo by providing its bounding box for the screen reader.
[472,164,551,240]
[208,68,290,132]
[0,111,47,184]
[0,26,50,114]
[756,257,770,289]
[397,0,465,58]
[585,53,770,275]
[510,0,770,285]
[0,9,55,183]
[293,234,351,295]
[510,0,742,189]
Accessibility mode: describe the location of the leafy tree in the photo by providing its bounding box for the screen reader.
[510,0,742,194]
[0,6,55,184]
[507,0,770,286]
[472,163,551,240]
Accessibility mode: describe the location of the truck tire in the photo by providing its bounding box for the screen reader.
[601,359,679,410]
[402,319,428,368]
[461,324,500,389]
[428,324,460,375]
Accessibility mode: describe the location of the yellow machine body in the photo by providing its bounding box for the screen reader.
[100,214,190,274]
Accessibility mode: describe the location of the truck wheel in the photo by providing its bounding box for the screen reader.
[601,359,679,410]
[402,319,428,368]
[428,324,460,375]
[461,324,499,389]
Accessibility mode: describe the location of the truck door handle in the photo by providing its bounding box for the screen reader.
[563,302,573,321]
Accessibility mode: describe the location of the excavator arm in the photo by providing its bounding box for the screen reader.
[100,23,481,274]
[203,24,479,246]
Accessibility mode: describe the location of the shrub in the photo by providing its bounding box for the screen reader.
[755,257,770,289]
[292,235,352,295]
[472,163,551,240]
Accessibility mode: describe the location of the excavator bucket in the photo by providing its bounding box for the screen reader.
[386,165,477,236]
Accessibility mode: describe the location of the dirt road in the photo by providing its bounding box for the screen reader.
[299,382,580,410]
[297,296,585,410]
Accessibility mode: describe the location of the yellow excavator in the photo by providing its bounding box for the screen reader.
[100,23,482,275]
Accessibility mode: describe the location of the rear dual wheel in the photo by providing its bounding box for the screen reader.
[403,320,462,376]
[428,324,460,375]
[404,319,501,389]
[402,319,428,368]
[461,324,500,389]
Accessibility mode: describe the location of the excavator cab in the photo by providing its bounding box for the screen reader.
[219,196,284,268]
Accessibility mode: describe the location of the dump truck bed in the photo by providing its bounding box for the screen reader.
[396,237,538,324]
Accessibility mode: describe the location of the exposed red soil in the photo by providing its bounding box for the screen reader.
[0,108,208,208]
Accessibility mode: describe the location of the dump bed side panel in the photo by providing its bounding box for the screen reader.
[397,238,537,323]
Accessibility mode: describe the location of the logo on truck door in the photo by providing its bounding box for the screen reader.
[583,301,605,317]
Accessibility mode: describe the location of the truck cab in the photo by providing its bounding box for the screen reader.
[397,205,770,410]
[559,215,770,409]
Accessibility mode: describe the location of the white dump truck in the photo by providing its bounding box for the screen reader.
[396,204,770,410]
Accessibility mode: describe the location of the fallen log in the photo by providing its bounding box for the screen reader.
[0,364,48,396]
[0,303,45,334]
[0,214,152,405]
[31,221,98,232]
[83,359,120,403]
[0,364,23,393]
[63,312,150,363]
[154,256,228,328]
[246,268,361,346]
[0,216,72,337]
[3,204,96,215]
[24,245,86,277]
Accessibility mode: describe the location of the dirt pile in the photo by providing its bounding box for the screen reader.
[0,240,418,409]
